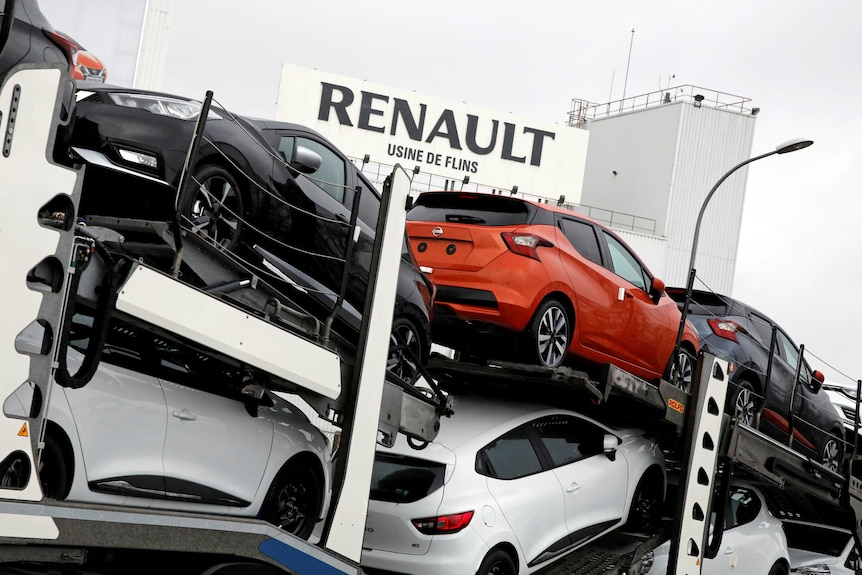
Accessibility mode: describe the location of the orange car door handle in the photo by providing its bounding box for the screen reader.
[617,288,634,301]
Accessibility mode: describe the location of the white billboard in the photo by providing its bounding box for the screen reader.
[275,64,589,202]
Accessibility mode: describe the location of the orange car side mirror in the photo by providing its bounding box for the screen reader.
[649,277,665,304]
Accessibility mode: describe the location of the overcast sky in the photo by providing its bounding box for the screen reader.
[49,0,862,384]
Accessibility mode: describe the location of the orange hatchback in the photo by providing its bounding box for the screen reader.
[406,192,700,385]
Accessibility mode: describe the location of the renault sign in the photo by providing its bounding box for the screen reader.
[275,64,589,201]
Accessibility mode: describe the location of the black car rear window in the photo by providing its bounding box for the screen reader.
[408,193,534,226]
[782,522,852,556]
[666,288,734,317]
[370,453,446,503]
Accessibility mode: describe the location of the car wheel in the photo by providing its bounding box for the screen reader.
[39,434,69,500]
[259,464,321,540]
[182,164,244,250]
[526,299,570,368]
[729,380,758,426]
[0,452,30,489]
[477,549,516,575]
[625,471,662,534]
[665,347,695,393]
[818,431,843,474]
[767,560,788,575]
[387,317,424,381]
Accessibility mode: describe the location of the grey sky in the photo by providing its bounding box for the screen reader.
[49,0,862,383]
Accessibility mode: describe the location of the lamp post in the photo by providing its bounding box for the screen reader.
[673,137,814,373]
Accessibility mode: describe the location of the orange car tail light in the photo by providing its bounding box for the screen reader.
[501,232,553,262]
[411,510,474,535]
[707,318,748,343]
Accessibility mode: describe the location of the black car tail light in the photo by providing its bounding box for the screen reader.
[411,510,474,535]
[45,31,77,75]
[501,232,553,262]
[707,318,747,342]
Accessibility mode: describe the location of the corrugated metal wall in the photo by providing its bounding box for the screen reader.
[581,101,756,293]
[665,105,756,293]
[614,229,670,282]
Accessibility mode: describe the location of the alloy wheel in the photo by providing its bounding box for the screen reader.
[671,350,694,393]
[188,175,242,248]
[387,319,422,381]
[821,438,841,473]
[536,305,568,368]
[733,385,756,426]
[271,472,315,536]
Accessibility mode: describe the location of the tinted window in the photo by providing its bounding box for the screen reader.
[277,135,347,203]
[783,522,853,556]
[725,487,761,529]
[748,312,774,347]
[408,193,533,226]
[355,173,381,229]
[370,453,446,503]
[602,231,648,291]
[558,218,602,265]
[531,415,605,468]
[478,427,543,480]
[775,330,800,370]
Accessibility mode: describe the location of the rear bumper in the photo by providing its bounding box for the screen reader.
[425,258,552,336]
[361,526,490,575]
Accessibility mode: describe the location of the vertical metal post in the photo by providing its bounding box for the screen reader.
[757,326,778,430]
[170,90,213,277]
[787,344,805,448]
[322,185,362,345]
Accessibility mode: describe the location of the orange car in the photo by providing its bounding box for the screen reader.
[406,192,700,386]
[50,30,107,82]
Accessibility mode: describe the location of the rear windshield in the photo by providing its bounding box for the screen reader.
[783,522,852,556]
[666,288,734,317]
[408,192,533,226]
[370,453,446,503]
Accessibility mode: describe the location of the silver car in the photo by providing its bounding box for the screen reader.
[361,395,665,575]
[7,311,332,540]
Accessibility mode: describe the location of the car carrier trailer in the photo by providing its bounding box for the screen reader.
[2,44,862,575]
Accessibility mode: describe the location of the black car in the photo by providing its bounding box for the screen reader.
[0,0,70,77]
[62,85,433,376]
[667,288,844,472]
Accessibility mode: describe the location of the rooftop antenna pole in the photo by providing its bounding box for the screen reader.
[621,28,635,111]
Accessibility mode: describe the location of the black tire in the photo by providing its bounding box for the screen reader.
[728,380,758,427]
[664,347,695,393]
[626,471,662,534]
[818,430,844,474]
[525,298,570,368]
[767,560,788,575]
[476,548,516,575]
[39,433,70,499]
[387,316,424,381]
[0,452,30,489]
[181,164,244,250]
[259,464,321,540]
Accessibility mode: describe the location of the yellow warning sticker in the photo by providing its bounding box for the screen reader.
[17,422,28,437]
[668,398,685,414]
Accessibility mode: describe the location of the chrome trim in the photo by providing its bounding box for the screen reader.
[71,147,170,186]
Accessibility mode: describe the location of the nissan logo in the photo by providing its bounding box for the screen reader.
[432,226,444,237]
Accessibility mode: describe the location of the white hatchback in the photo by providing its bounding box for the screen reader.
[643,482,789,575]
[361,395,665,575]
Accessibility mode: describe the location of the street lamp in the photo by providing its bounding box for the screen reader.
[672,137,814,377]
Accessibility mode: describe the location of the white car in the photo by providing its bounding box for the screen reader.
[361,395,665,575]
[823,381,861,438]
[3,311,332,540]
[643,483,789,575]
[786,521,860,575]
